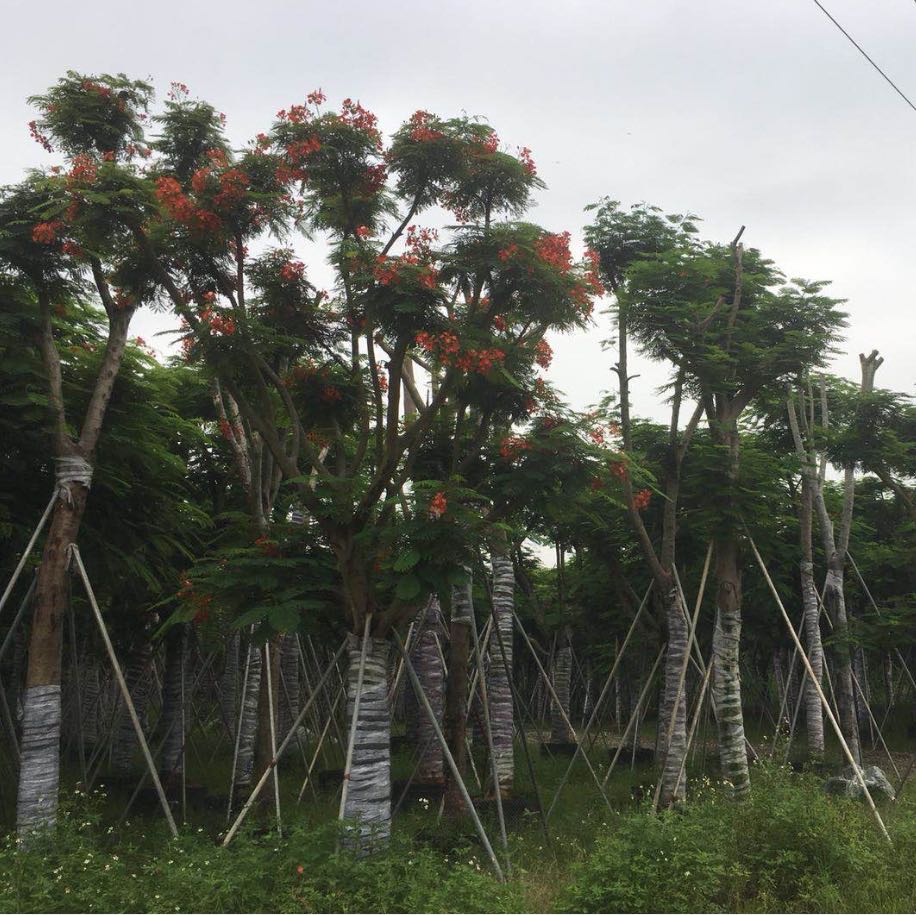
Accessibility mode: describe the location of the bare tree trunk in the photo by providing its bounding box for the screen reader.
[487,553,515,796]
[341,632,391,854]
[158,625,187,783]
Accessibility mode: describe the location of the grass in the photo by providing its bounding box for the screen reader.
[0,726,914,912]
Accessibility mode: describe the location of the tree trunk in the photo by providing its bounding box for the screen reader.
[658,583,689,806]
[822,564,862,765]
[220,630,240,742]
[277,632,299,745]
[550,627,576,744]
[158,625,187,783]
[712,536,750,798]
[487,553,515,796]
[234,637,262,789]
[408,597,445,784]
[444,576,473,816]
[16,483,88,835]
[341,632,391,854]
[111,636,155,774]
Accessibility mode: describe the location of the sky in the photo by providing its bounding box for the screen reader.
[3,0,916,424]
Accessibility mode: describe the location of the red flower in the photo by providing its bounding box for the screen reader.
[633,488,652,511]
[534,232,572,273]
[518,146,536,176]
[355,225,371,238]
[497,243,518,262]
[280,261,306,282]
[534,339,553,369]
[296,865,305,876]
[429,491,447,519]
[609,460,627,480]
[31,221,62,244]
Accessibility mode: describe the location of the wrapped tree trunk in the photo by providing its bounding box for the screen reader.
[220,630,240,742]
[712,537,751,798]
[487,553,515,796]
[408,597,445,784]
[550,627,576,744]
[158,625,187,783]
[277,632,299,744]
[341,632,391,853]
[17,472,90,836]
[234,638,262,789]
[444,575,473,816]
[111,636,155,774]
[658,583,689,806]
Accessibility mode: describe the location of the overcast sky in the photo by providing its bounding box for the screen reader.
[3,0,915,422]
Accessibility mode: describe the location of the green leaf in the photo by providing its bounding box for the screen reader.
[393,548,421,571]
[395,574,422,601]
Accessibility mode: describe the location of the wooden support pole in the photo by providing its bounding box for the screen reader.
[69,545,179,839]
[747,534,891,844]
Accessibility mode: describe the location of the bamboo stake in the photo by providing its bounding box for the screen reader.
[69,545,178,838]
[0,493,55,621]
[746,534,891,844]
[226,629,253,824]
[511,608,614,813]
[545,581,653,820]
[601,646,666,788]
[393,629,505,883]
[264,640,282,835]
[222,639,346,846]
[296,684,344,804]
[468,600,511,872]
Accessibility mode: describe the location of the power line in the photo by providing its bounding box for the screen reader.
[811,0,916,114]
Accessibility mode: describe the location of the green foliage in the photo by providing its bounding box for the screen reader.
[560,763,916,914]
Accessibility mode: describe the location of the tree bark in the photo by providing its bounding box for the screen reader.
[408,597,445,784]
[16,483,88,835]
[550,627,576,744]
[658,583,689,806]
[444,576,473,816]
[234,637,262,789]
[220,630,240,742]
[341,632,391,854]
[487,553,515,796]
[158,624,187,783]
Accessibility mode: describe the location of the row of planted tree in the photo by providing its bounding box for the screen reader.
[0,71,914,855]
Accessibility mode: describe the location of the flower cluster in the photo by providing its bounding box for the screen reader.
[499,435,530,460]
[535,231,572,273]
[155,177,221,233]
[200,307,236,336]
[280,260,306,282]
[408,110,444,143]
[497,243,519,262]
[633,488,652,511]
[31,220,62,244]
[28,119,53,152]
[519,146,536,176]
[609,459,628,480]
[339,98,381,145]
[429,491,447,519]
[534,339,553,369]
[67,154,99,187]
[455,347,506,374]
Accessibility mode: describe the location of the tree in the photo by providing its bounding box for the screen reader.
[0,72,158,834]
[621,218,846,797]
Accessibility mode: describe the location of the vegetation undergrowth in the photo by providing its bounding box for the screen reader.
[2,762,914,913]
